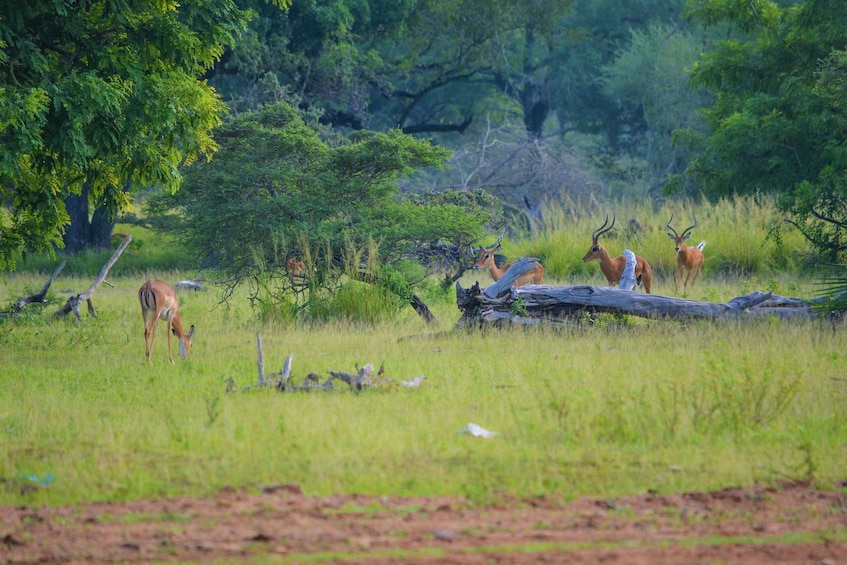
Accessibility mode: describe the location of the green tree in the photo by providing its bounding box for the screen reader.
[147,101,490,315]
[551,0,687,147]
[601,22,712,196]
[0,0,290,270]
[680,0,847,260]
[208,0,576,140]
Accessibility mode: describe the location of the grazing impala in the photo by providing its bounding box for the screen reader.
[667,214,706,294]
[138,279,194,363]
[473,242,544,286]
[583,215,653,293]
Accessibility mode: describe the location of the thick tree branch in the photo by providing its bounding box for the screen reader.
[55,235,133,321]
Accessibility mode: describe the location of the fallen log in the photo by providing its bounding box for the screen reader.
[1,261,66,318]
[456,257,819,327]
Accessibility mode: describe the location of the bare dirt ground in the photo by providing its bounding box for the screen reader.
[2,481,846,564]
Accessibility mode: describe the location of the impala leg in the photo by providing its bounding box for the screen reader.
[690,263,703,289]
[142,310,154,361]
[147,319,160,361]
[166,320,175,364]
[674,266,681,294]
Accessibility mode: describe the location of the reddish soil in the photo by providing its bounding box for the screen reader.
[2,482,845,564]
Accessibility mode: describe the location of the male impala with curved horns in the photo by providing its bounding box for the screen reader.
[473,242,544,286]
[139,279,195,363]
[582,215,653,293]
[667,214,706,294]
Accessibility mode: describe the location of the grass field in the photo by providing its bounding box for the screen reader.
[1,266,845,508]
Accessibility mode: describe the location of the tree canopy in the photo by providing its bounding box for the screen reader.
[147,100,492,303]
[0,0,289,270]
[681,0,847,259]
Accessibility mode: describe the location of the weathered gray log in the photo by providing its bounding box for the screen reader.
[457,278,818,327]
[480,257,543,298]
[55,235,133,321]
[1,261,66,318]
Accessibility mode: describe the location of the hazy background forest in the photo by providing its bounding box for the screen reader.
[2,0,847,314]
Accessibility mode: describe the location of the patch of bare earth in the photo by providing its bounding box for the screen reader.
[2,482,845,564]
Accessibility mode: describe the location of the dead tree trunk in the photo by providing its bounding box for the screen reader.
[0,261,67,318]
[456,257,818,328]
[55,235,132,321]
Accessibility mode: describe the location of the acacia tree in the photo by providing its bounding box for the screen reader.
[0,0,290,269]
[146,101,491,314]
[680,0,847,260]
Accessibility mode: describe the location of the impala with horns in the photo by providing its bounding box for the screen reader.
[473,241,544,286]
[582,215,653,293]
[138,279,195,363]
[667,214,706,294]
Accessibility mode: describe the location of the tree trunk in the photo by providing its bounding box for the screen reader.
[62,183,115,254]
[63,190,90,254]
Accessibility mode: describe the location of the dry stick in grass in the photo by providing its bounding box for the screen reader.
[246,335,415,392]
[246,332,296,390]
[256,331,265,386]
[55,235,133,321]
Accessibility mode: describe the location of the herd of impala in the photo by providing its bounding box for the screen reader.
[139,214,706,362]
[473,213,706,295]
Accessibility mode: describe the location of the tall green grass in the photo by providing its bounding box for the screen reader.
[504,196,812,292]
[13,223,194,277]
[0,271,845,507]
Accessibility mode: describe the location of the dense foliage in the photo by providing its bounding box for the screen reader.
[146,101,490,307]
[680,0,847,261]
[4,0,847,277]
[0,0,293,270]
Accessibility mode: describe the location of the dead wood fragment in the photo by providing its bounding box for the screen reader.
[174,276,204,291]
[1,261,66,318]
[256,332,265,386]
[242,340,424,393]
[54,235,133,321]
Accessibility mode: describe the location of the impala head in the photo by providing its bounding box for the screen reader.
[473,243,501,270]
[176,324,195,358]
[666,214,697,252]
[583,214,616,262]
[286,257,305,276]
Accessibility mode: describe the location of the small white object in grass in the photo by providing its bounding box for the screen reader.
[458,423,496,438]
[401,376,426,388]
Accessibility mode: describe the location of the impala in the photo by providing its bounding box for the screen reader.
[473,242,544,286]
[286,257,305,277]
[582,215,653,293]
[667,214,706,294]
[138,279,194,363]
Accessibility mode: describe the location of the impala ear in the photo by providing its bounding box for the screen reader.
[188,324,195,339]
[668,233,676,240]
[683,232,692,241]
